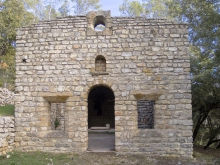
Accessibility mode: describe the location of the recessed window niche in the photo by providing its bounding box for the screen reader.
[86,11,112,36]
[94,16,106,32]
[51,103,65,130]
[137,100,154,129]
[95,55,106,72]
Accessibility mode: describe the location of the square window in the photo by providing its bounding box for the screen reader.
[138,100,154,129]
[51,103,65,130]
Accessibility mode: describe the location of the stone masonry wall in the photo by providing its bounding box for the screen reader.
[15,11,193,157]
[0,117,15,155]
[0,88,14,106]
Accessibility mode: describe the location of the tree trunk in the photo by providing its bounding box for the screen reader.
[204,139,220,149]
[193,113,208,141]
[216,143,220,149]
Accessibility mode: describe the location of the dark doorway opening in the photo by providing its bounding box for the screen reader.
[88,85,115,152]
[88,86,115,129]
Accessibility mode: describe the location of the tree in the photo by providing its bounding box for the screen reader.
[168,0,220,146]
[119,0,171,18]
[118,0,220,148]
[143,0,171,18]
[23,0,67,21]
[0,0,35,90]
[119,0,148,17]
[59,0,70,17]
[43,4,60,20]
[191,46,220,142]
[43,0,62,20]
[203,109,220,149]
[71,0,101,15]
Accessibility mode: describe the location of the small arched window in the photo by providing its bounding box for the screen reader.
[93,16,106,32]
[95,55,106,72]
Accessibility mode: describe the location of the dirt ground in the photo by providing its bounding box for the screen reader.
[193,145,220,158]
[0,145,220,165]
[70,151,220,165]
[67,145,220,165]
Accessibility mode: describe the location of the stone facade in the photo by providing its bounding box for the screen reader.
[15,11,193,157]
[0,88,14,106]
[0,117,15,155]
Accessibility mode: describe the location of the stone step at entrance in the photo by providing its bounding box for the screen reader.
[87,133,115,152]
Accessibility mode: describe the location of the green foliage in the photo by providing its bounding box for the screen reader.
[54,118,60,129]
[0,151,71,165]
[58,0,70,17]
[0,0,35,90]
[0,149,219,164]
[143,0,172,18]
[118,0,220,147]
[168,0,220,145]
[42,0,64,20]
[0,0,35,55]
[119,0,172,18]
[43,4,60,20]
[167,0,220,56]
[119,0,148,17]
[0,46,15,90]
[0,104,15,116]
[190,45,220,143]
[72,0,101,15]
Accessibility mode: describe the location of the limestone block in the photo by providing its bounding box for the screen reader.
[183,120,193,126]
[115,105,127,111]
[170,34,180,38]
[185,104,192,110]
[0,118,4,125]
[75,86,84,92]
[115,111,123,116]
[57,86,65,92]
[45,142,55,147]
[122,52,132,57]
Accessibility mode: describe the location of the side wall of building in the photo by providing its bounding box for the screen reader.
[0,117,15,155]
[15,13,192,157]
[0,88,14,106]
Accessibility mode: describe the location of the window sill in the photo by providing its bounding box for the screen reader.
[45,131,68,138]
[90,72,109,76]
[132,90,165,100]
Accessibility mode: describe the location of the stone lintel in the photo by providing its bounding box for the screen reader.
[132,90,165,100]
[91,124,110,130]
[90,72,109,76]
[91,127,110,130]
[38,92,73,103]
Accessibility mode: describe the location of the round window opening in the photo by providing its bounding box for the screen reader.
[94,16,106,32]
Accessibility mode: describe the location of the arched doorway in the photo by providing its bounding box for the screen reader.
[88,85,115,151]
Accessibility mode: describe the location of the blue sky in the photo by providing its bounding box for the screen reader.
[99,0,123,16]
[55,0,143,16]
[99,0,142,16]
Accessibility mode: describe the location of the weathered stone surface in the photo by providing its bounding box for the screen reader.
[14,11,192,157]
[0,117,15,155]
[41,93,72,103]
[132,90,165,100]
[0,88,14,106]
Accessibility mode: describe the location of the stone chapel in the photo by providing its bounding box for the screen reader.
[15,11,193,157]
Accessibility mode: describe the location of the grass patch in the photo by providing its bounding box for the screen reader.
[0,147,220,165]
[0,104,14,116]
[0,151,73,165]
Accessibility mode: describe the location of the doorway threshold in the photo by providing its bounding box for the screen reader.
[88,132,115,152]
[88,129,115,133]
